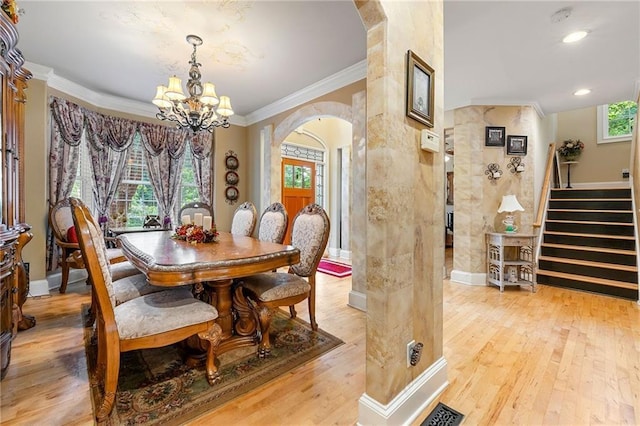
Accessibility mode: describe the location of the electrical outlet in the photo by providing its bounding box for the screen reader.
[406,340,416,367]
[622,168,630,178]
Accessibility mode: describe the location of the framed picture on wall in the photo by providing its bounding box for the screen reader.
[506,135,528,156]
[485,126,506,146]
[406,50,435,128]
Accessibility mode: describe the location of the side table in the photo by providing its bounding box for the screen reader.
[486,232,536,292]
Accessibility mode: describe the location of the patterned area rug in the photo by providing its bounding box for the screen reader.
[317,259,352,278]
[82,306,343,425]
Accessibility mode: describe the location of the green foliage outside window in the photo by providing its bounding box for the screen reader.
[608,101,637,137]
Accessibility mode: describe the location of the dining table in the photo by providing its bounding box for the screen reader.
[118,230,300,355]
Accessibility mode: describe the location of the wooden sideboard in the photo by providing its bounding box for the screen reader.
[0,9,33,379]
[486,232,537,293]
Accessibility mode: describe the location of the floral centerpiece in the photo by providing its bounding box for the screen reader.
[557,139,584,161]
[2,0,20,24]
[172,223,219,244]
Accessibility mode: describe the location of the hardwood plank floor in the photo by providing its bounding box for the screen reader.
[2,253,639,425]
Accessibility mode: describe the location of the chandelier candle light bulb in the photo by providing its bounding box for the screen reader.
[152,35,233,133]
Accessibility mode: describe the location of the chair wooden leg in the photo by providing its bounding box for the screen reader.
[256,306,274,358]
[289,305,297,319]
[59,262,70,294]
[96,342,120,422]
[308,278,317,331]
[198,323,223,385]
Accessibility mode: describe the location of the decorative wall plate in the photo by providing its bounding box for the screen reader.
[225,155,239,170]
[225,170,239,185]
[225,186,239,202]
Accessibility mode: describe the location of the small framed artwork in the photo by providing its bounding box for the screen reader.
[485,126,506,147]
[406,50,435,128]
[506,135,528,156]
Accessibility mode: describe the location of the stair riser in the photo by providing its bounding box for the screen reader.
[549,200,632,210]
[537,274,638,300]
[547,211,633,223]
[543,233,636,250]
[540,246,636,266]
[545,221,634,236]
[550,189,631,199]
[538,260,637,283]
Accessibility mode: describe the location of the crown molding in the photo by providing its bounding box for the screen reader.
[244,59,367,126]
[25,61,247,126]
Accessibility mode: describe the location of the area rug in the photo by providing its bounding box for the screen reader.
[317,259,352,278]
[82,306,343,425]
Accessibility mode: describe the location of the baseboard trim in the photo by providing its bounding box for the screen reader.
[46,269,88,291]
[450,270,486,286]
[348,290,367,312]
[28,279,50,297]
[339,249,352,260]
[357,357,448,425]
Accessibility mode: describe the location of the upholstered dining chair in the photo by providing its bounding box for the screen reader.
[49,198,128,293]
[238,203,330,358]
[72,199,167,325]
[69,198,223,422]
[178,201,214,223]
[257,202,289,244]
[230,201,257,237]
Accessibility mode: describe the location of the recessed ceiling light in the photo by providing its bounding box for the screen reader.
[574,89,591,96]
[563,31,588,43]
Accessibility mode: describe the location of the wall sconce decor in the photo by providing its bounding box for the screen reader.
[508,157,525,173]
[485,163,502,180]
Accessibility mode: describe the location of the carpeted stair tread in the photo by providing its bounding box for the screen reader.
[536,269,639,290]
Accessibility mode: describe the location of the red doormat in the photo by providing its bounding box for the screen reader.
[317,259,352,278]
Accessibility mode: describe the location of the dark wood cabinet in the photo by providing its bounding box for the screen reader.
[0,10,33,379]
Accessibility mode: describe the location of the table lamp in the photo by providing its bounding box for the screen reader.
[497,194,524,233]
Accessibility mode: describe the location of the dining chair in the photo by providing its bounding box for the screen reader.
[49,198,128,293]
[69,198,223,422]
[179,201,214,223]
[230,201,257,237]
[72,199,169,325]
[257,202,289,244]
[238,203,330,358]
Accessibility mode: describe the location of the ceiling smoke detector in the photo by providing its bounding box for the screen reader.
[551,7,572,23]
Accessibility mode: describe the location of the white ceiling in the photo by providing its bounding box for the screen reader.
[16,1,640,123]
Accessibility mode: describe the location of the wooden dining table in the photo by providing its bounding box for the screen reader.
[118,230,300,354]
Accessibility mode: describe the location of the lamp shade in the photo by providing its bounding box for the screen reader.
[497,194,524,213]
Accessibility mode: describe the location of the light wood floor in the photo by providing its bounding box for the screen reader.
[2,252,639,425]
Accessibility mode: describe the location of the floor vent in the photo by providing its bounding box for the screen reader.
[420,402,464,426]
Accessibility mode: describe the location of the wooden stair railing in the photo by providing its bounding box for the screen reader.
[534,143,557,229]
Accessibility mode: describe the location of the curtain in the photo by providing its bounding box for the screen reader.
[190,131,213,205]
[84,112,137,233]
[47,97,85,271]
[139,123,189,227]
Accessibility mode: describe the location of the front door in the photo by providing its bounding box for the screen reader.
[281,158,315,244]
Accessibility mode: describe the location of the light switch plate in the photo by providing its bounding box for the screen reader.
[421,129,440,153]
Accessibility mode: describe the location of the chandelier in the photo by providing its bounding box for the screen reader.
[152,35,233,133]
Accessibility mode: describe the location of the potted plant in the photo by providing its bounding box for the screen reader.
[557,139,585,161]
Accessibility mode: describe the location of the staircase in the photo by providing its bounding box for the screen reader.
[537,187,639,300]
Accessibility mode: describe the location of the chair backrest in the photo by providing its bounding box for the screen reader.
[258,202,288,244]
[49,198,75,242]
[70,198,117,310]
[290,203,330,277]
[179,202,214,223]
[231,201,257,236]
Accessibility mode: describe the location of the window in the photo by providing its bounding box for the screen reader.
[73,132,203,229]
[597,101,637,144]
